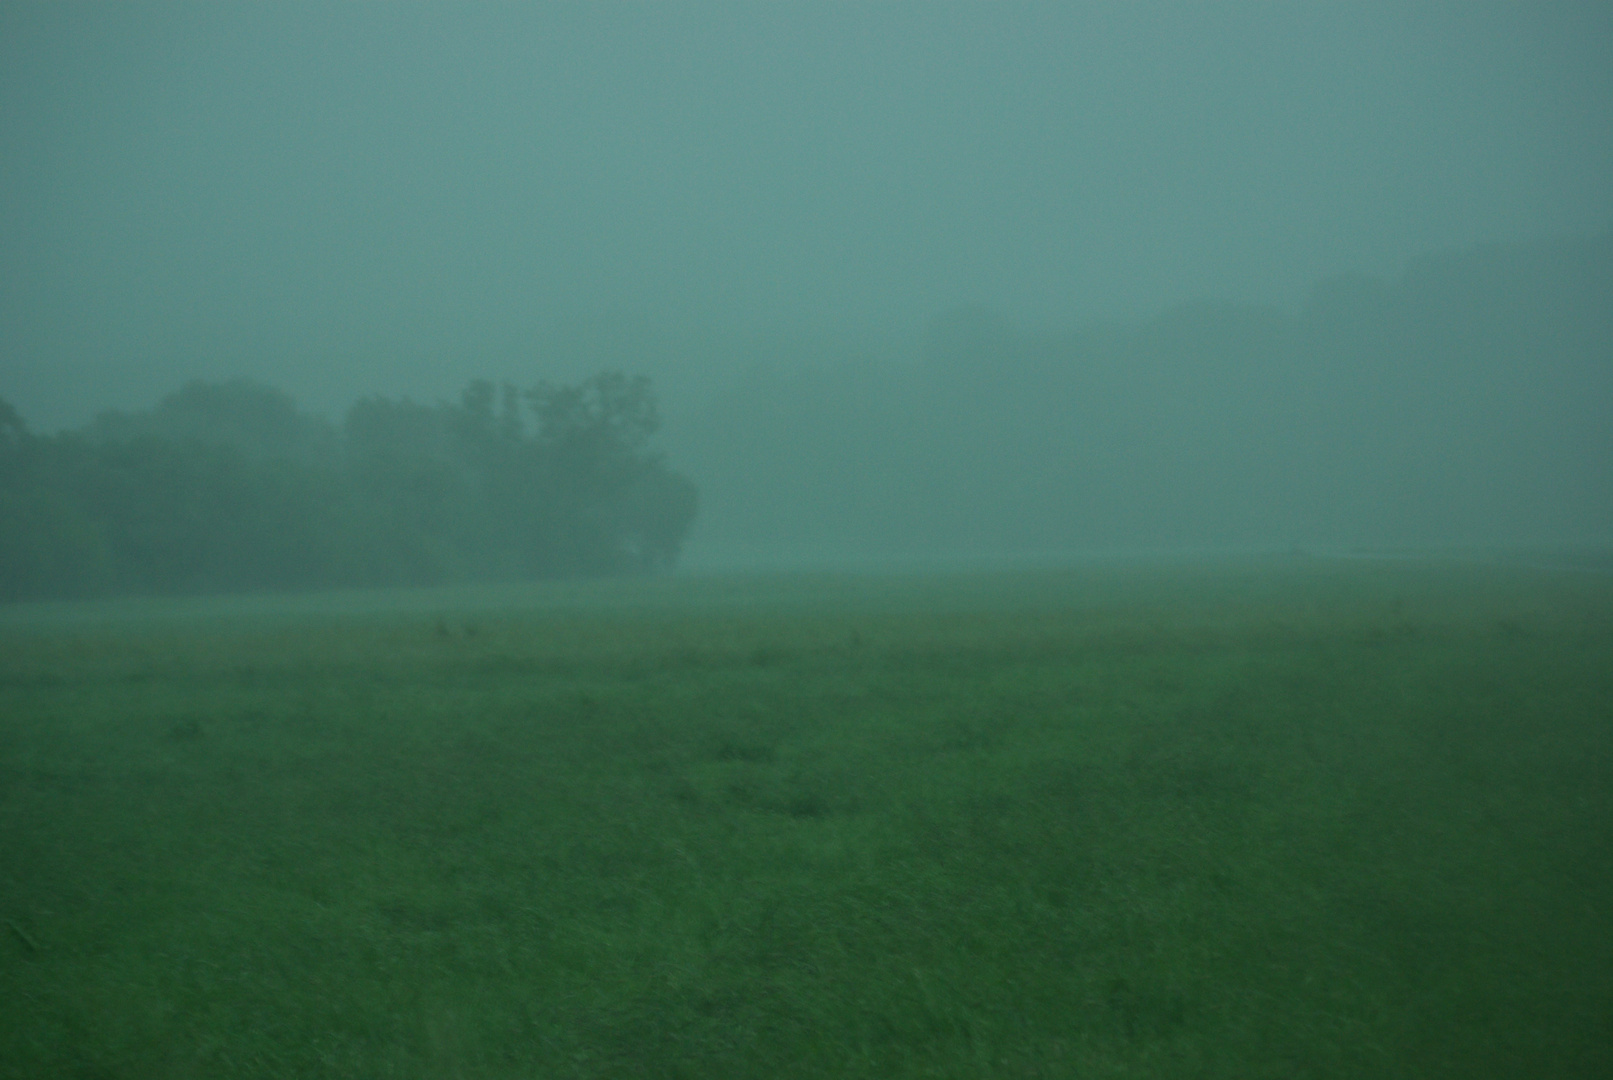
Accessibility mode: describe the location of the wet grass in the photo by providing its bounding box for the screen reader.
[2,558,1611,1078]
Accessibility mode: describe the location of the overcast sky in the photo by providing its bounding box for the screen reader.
[3,1,1611,429]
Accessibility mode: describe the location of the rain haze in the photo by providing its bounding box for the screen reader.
[3,1,1611,571]
[7,9,1613,1075]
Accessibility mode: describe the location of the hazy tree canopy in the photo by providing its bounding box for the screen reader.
[86,379,338,465]
[0,374,697,602]
[528,372,659,450]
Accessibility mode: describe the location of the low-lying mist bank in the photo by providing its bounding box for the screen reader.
[4,231,1608,602]
[668,230,1613,563]
[4,547,1607,636]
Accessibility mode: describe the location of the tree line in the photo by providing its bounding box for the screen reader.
[674,230,1613,556]
[0,373,698,602]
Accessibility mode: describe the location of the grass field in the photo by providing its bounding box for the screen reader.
[2,557,1610,1078]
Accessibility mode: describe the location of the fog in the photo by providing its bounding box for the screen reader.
[3,2,1611,573]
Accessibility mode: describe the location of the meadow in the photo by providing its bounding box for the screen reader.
[1,557,1610,1078]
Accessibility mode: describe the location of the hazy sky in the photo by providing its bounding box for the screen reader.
[3,2,1611,429]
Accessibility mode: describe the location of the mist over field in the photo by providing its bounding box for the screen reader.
[671,233,1613,563]
[7,10,1613,1073]
[3,2,1612,580]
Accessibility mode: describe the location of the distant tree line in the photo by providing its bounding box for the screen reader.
[0,373,698,602]
[675,230,1613,555]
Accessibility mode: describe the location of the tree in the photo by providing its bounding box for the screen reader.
[527,372,657,452]
[0,373,699,601]
[88,379,335,464]
[514,372,692,574]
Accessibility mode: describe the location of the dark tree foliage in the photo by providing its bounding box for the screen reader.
[0,374,697,602]
[87,379,337,464]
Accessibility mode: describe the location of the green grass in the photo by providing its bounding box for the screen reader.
[2,558,1610,1078]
